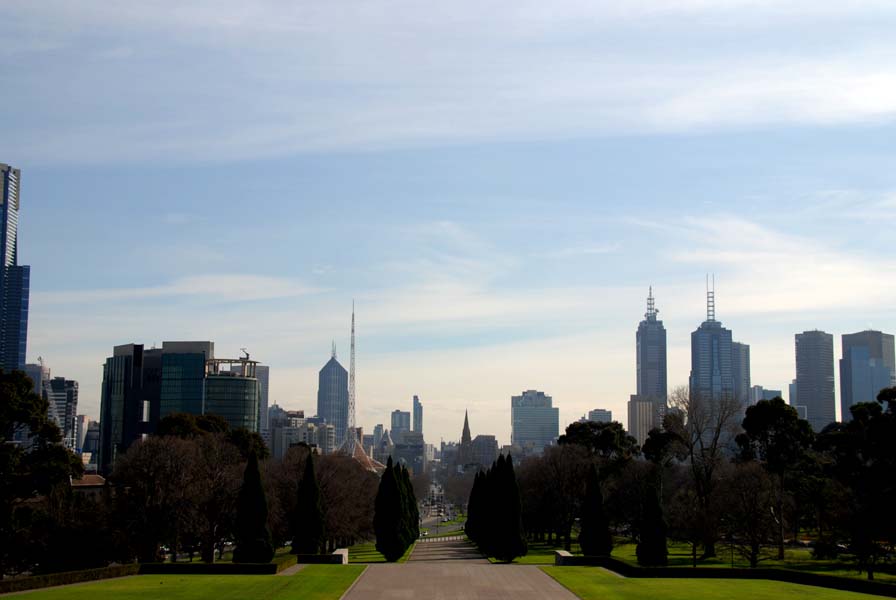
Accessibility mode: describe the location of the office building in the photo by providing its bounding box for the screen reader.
[731,341,751,409]
[510,390,559,455]
[160,341,214,418]
[588,408,612,423]
[795,330,836,431]
[24,361,49,396]
[373,423,384,448]
[391,409,411,440]
[636,287,668,401]
[840,330,895,421]
[0,163,30,372]
[74,414,88,451]
[749,386,782,405]
[317,347,349,444]
[413,395,423,435]
[471,434,498,468]
[98,344,163,475]
[627,395,664,446]
[256,365,269,434]
[43,376,78,449]
[394,431,426,474]
[204,357,259,432]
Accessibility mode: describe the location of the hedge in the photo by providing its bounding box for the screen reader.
[553,552,896,598]
[0,564,140,594]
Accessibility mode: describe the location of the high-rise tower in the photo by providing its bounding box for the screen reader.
[689,278,735,403]
[839,330,895,421]
[795,330,835,431]
[318,345,349,444]
[0,163,30,371]
[629,287,669,445]
[412,395,423,435]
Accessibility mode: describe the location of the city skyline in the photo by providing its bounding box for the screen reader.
[4,2,896,446]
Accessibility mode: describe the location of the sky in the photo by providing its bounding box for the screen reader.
[2,1,896,446]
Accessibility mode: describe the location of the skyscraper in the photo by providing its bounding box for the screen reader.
[689,282,734,403]
[204,358,260,432]
[731,341,751,409]
[43,376,78,449]
[511,390,559,454]
[839,330,895,421]
[636,287,667,401]
[0,163,30,371]
[630,288,668,444]
[795,330,835,431]
[588,408,612,422]
[391,409,411,438]
[98,343,163,475]
[317,346,349,444]
[412,395,423,435]
[24,360,49,396]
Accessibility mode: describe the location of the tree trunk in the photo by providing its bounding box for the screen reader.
[692,542,697,568]
[702,539,716,558]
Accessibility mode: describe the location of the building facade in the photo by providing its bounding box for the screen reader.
[391,409,411,440]
[588,408,612,422]
[636,287,667,401]
[317,350,349,444]
[731,341,751,409]
[204,358,259,432]
[795,330,836,431]
[159,341,213,419]
[510,390,559,454]
[413,395,423,435]
[0,163,30,372]
[43,376,78,449]
[840,330,895,421]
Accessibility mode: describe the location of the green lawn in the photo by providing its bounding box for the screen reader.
[348,542,415,563]
[12,565,366,600]
[612,542,896,584]
[543,567,881,600]
[486,540,581,564]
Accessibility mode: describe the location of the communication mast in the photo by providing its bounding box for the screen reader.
[348,301,356,432]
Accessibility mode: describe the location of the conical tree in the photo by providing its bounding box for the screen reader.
[400,466,420,540]
[374,457,408,561]
[636,482,668,566]
[233,451,275,563]
[493,454,527,562]
[291,454,324,554]
[465,471,482,544]
[579,464,613,556]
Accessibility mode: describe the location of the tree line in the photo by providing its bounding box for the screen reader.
[513,386,896,579]
[465,453,527,562]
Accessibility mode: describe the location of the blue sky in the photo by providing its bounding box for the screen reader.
[3,1,896,445]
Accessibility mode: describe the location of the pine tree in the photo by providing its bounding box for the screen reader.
[232,451,274,563]
[291,454,324,555]
[636,482,668,566]
[579,464,613,556]
[493,454,527,562]
[374,457,408,561]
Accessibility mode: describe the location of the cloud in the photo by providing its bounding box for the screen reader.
[32,274,322,305]
[2,1,896,163]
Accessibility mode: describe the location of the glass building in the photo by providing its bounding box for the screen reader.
[204,358,259,432]
[159,341,214,418]
[511,390,559,454]
[795,330,836,431]
[839,330,895,421]
[317,350,349,445]
[0,163,30,371]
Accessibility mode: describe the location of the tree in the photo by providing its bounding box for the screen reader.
[492,455,527,562]
[191,434,241,563]
[723,462,775,567]
[558,420,639,464]
[374,457,408,561]
[736,397,814,559]
[579,464,612,556]
[292,455,324,554]
[636,481,668,566]
[232,451,274,563]
[665,385,742,558]
[464,470,484,544]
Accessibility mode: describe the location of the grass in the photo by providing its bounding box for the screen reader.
[486,540,582,564]
[611,541,896,584]
[11,565,366,600]
[348,541,415,563]
[543,566,882,600]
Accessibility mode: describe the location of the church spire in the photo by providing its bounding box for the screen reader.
[461,410,471,445]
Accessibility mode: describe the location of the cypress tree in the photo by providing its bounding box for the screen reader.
[374,457,407,561]
[636,482,668,566]
[579,464,613,556]
[494,454,527,562]
[464,471,482,543]
[400,466,420,540]
[291,454,324,555]
[233,451,275,563]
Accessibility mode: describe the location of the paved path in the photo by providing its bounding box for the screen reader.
[276,563,305,576]
[342,538,579,599]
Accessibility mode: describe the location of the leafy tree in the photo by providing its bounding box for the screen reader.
[736,397,814,559]
[227,428,270,460]
[374,457,408,561]
[291,455,324,554]
[724,462,775,567]
[578,464,612,556]
[232,451,274,563]
[636,482,667,566]
[558,420,639,463]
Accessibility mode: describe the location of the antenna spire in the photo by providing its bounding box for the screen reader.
[645,286,657,319]
[331,340,336,359]
[348,300,356,434]
[706,274,716,322]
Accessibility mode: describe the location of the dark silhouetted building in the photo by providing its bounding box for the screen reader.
[795,330,835,431]
[0,163,29,371]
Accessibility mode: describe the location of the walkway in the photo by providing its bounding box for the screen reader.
[342,538,579,600]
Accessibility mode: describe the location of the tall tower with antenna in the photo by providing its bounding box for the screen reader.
[348,301,356,432]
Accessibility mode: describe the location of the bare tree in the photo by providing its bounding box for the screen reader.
[666,384,742,558]
[722,461,776,567]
